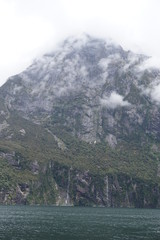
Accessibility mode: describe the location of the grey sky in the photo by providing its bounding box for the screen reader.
[0,0,160,86]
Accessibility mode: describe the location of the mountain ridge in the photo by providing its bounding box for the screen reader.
[0,34,160,207]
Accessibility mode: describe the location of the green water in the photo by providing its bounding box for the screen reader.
[0,206,160,240]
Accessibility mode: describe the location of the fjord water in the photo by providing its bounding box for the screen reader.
[0,206,160,240]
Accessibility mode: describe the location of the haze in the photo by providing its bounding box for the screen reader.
[0,0,160,86]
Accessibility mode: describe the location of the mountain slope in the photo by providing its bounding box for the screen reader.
[0,34,160,207]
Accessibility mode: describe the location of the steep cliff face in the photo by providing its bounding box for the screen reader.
[1,159,159,208]
[0,34,160,207]
[1,34,156,143]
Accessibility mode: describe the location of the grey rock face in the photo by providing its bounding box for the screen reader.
[51,163,160,208]
[1,34,160,143]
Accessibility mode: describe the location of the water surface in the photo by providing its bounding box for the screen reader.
[0,206,160,240]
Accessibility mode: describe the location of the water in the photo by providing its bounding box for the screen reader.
[0,206,160,240]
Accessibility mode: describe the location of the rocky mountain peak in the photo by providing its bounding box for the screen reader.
[0,35,160,207]
[1,34,160,144]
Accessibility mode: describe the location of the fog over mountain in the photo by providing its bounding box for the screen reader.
[0,34,160,207]
[1,0,160,85]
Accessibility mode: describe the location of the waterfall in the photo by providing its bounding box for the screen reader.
[104,175,110,207]
[65,168,71,205]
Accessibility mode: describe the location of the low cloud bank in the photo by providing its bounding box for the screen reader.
[143,81,160,103]
[100,91,130,109]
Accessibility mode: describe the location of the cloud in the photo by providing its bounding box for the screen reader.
[98,54,120,71]
[151,84,160,102]
[0,0,55,85]
[141,72,160,103]
[100,92,130,109]
[142,81,160,103]
[138,56,160,71]
[1,0,160,85]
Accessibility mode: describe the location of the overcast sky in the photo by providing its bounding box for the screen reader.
[0,0,160,86]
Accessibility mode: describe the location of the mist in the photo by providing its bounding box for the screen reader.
[100,92,130,109]
[1,0,160,86]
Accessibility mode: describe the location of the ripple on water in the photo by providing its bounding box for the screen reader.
[0,206,160,240]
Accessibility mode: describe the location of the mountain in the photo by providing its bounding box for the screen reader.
[0,34,160,207]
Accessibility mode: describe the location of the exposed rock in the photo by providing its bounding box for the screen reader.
[0,34,160,207]
[157,163,160,177]
[46,128,67,150]
[0,120,9,132]
[19,129,26,136]
[30,160,40,174]
[105,134,117,148]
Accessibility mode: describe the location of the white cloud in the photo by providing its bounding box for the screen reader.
[100,91,130,109]
[98,54,120,71]
[151,84,160,102]
[139,57,160,71]
[98,58,111,71]
[141,73,160,103]
[142,81,160,103]
[1,0,160,85]
[0,0,55,84]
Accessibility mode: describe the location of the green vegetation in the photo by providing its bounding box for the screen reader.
[0,96,159,206]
